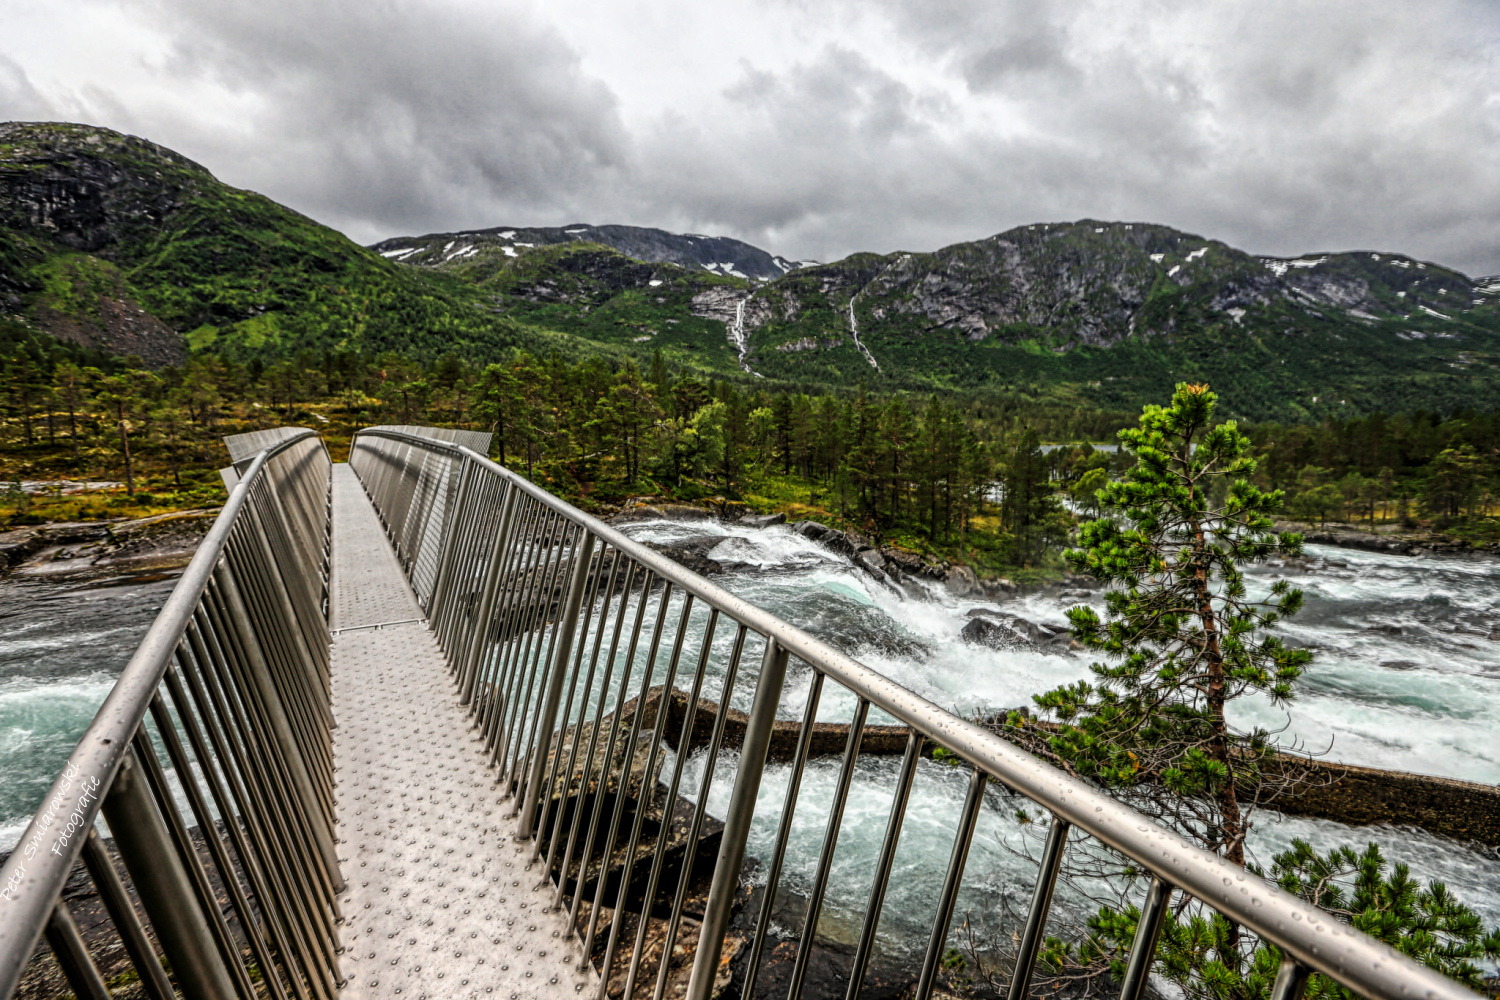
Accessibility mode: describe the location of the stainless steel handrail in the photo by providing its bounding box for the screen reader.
[0,428,340,1000]
[350,425,1481,1000]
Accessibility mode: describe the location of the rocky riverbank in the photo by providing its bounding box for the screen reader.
[0,510,217,581]
[1275,519,1500,558]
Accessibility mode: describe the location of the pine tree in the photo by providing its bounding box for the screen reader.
[999,427,1059,565]
[1012,384,1310,866]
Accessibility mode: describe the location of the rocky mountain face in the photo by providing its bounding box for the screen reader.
[0,121,528,366]
[0,122,215,363]
[734,221,1491,355]
[7,121,1500,419]
[370,223,802,281]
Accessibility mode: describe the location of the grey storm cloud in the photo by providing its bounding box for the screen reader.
[5,0,1500,274]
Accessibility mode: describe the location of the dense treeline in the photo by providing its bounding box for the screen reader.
[0,347,1127,570]
[1251,410,1500,531]
[6,342,1500,564]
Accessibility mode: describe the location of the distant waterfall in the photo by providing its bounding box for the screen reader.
[847,295,880,369]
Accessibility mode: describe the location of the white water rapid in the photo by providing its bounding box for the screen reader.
[606,518,1500,951]
[4,521,1498,960]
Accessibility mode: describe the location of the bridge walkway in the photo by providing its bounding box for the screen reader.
[328,463,596,1000]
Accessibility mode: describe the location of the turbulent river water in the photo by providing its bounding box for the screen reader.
[4,519,1499,959]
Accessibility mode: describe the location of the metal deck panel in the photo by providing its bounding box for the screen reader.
[329,464,596,1000]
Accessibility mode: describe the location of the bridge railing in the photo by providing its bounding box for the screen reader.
[0,428,342,1000]
[350,425,1481,1000]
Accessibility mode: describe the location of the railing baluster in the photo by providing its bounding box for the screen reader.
[499,517,580,793]
[199,589,345,973]
[685,636,790,1000]
[741,668,826,1000]
[582,580,675,964]
[184,614,339,1000]
[787,696,872,1000]
[650,622,749,1000]
[605,593,699,997]
[532,538,613,863]
[147,689,287,1000]
[520,529,598,835]
[557,560,640,922]
[215,562,343,891]
[129,725,259,1000]
[164,656,315,1000]
[79,828,176,1000]
[1118,878,1172,1000]
[914,766,988,1000]
[101,744,240,1000]
[845,729,925,1000]
[1007,816,1071,1000]
[1270,957,1313,1000]
[483,504,559,769]
[457,482,518,703]
[43,902,111,1000]
[622,605,720,999]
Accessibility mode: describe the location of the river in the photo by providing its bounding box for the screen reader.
[3,519,1498,959]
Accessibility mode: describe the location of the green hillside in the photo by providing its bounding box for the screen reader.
[0,121,580,365]
[5,121,1500,421]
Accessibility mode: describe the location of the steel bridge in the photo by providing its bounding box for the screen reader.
[0,426,1480,1000]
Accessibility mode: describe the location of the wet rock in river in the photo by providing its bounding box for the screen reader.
[791,519,831,541]
[641,534,725,575]
[963,609,1072,647]
[960,615,1032,649]
[739,512,785,528]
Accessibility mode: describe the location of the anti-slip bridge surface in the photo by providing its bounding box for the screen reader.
[329,463,595,1000]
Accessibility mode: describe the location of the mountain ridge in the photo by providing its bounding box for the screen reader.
[369,223,809,281]
[5,121,1500,421]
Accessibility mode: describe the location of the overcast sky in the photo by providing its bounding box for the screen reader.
[6,0,1500,273]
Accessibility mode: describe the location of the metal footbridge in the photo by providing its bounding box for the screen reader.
[0,426,1480,1000]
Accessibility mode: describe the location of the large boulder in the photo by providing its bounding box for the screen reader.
[791,519,831,540]
[960,616,1033,649]
[857,548,887,574]
[740,512,786,529]
[964,609,1072,647]
[641,534,725,575]
[944,565,978,597]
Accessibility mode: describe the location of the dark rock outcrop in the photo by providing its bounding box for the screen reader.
[639,535,725,576]
[962,610,1072,649]
[1,509,217,580]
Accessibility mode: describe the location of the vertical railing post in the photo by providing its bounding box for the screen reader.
[460,482,518,703]
[517,530,596,838]
[1007,817,1071,1000]
[1270,957,1312,1000]
[427,452,473,627]
[685,637,790,1000]
[43,902,111,1000]
[101,748,239,1000]
[1118,878,1172,1000]
[216,560,344,892]
[246,497,335,730]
